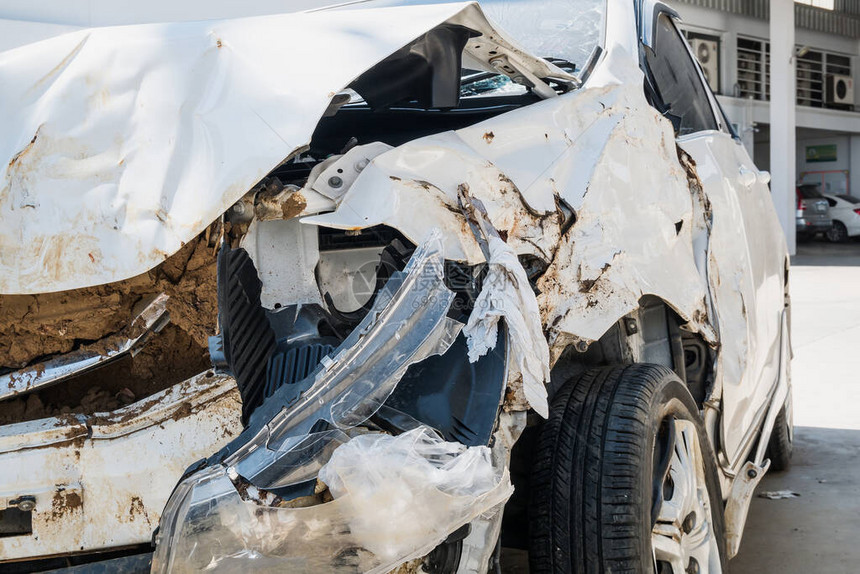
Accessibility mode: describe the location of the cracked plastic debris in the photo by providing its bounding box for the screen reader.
[463,235,551,418]
[225,230,463,489]
[758,490,801,500]
[151,426,513,574]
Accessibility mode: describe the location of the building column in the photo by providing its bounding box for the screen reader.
[850,135,860,195]
[770,0,796,255]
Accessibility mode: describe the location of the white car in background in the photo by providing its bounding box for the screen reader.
[824,193,860,242]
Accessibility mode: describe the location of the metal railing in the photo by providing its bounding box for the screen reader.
[672,0,860,38]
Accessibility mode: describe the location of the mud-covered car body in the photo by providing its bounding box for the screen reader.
[0,0,790,571]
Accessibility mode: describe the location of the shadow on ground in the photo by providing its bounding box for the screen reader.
[731,426,860,574]
[793,237,860,266]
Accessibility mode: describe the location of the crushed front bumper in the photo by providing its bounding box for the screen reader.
[151,427,512,574]
[0,372,242,562]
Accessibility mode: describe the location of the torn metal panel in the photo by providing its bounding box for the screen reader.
[240,219,322,310]
[0,372,241,561]
[152,426,512,574]
[0,2,572,295]
[304,132,564,266]
[525,79,714,355]
[307,58,715,365]
[724,460,769,558]
[464,236,551,418]
[679,132,786,464]
[0,293,169,400]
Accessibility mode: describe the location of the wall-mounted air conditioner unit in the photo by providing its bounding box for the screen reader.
[691,37,720,93]
[827,74,854,106]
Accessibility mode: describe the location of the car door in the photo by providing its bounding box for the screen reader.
[642,11,787,467]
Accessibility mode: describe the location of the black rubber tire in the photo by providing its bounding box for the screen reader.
[528,364,728,574]
[826,221,849,243]
[765,403,793,472]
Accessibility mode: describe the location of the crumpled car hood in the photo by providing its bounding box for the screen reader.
[0,1,568,294]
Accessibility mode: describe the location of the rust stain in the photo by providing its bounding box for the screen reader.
[89,392,169,426]
[216,39,223,48]
[168,400,194,422]
[280,191,307,220]
[502,373,529,413]
[676,146,705,198]
[578,261,611,294]
[8,127,41,170]
[483,131,495,144]
[128,496,149,522]
[251,178,308,222]
[51,487,82,520]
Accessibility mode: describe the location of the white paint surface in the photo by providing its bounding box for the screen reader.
[0,2,567,294]
[0,373,242,560]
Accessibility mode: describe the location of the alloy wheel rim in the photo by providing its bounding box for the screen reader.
[651,418,721,574]
[828,223,847,242]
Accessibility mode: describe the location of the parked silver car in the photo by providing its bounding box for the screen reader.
[796,183,833,238]
[1,1,792,573]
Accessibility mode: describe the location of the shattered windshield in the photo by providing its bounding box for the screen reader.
[317,0,605,69]
[350,0,606,97]
[460,72,529,97]
[477,0,605,70]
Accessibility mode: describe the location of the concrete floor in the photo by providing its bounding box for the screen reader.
[732,240,860,574]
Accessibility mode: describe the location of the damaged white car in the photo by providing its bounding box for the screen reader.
[0,0,793,573]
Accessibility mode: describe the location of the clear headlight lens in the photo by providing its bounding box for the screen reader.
[225,231,462,490]
[151,231,511,574]
[151,427,513,574]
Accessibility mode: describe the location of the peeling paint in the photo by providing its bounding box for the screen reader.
[308,62,714,367]
[51,487,82,520]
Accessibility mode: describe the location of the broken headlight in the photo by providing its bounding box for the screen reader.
[151,426,513,574]
[151,232,507,573]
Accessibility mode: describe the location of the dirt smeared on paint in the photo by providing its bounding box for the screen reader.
[0,229,219,424]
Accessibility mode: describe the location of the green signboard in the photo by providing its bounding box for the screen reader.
[806,144,838,163]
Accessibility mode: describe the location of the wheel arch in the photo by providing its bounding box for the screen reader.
[502,297,720,549]
[547,294,716,409]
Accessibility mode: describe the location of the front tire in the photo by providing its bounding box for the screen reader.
[529,364,727,574]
